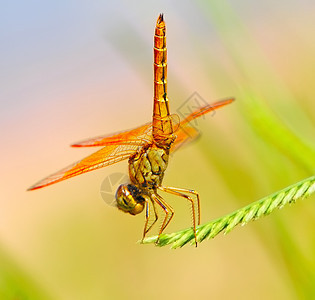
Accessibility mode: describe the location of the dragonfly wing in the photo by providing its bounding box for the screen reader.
[180,98,235,127]
[171,125,200,152]
[28,144,141,191]
[171,98,235,152]
[71,123,152,147]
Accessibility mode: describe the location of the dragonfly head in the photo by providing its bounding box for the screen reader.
[115,184,145,215]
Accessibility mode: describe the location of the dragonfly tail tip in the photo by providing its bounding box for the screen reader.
[158,13,164,22]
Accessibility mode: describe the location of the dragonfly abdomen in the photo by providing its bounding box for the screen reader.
[153,14,173,146]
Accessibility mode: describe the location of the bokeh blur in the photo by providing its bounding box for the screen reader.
[1,1,314,299]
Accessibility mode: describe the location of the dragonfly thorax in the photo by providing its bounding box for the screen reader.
[115,184,146,215]
[129,145,170,189]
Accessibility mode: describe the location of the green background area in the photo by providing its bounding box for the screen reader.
[1,1,314,299]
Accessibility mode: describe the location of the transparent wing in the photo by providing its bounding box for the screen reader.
[172,98,235,151]
[28,143,141,191]
[70,98,233,148]
[180,98,234,127]
[171,125,200,152]
[71,123,152,147]
[28,98,234,190]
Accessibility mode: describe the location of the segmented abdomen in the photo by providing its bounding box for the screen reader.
[152,14,173,145]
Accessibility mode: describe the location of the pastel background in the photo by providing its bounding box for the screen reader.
[1,1,314,299]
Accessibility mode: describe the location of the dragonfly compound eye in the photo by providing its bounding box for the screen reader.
[115,184,145,215]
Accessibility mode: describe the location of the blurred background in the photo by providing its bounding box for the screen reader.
[1,1,314,299]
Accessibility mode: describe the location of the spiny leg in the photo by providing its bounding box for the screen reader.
[142,198,159,242]
[154,194,174,234]
[158,186,200,246]
[158,186,201,225]
[151,193,174,245]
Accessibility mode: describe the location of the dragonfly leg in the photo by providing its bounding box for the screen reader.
[151,193,174,245]
[142,198,158,242]
[158,186,200,247]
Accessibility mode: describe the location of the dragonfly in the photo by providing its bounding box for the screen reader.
[28,14,234,246]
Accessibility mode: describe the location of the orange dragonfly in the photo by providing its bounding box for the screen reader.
[28,14,234,246]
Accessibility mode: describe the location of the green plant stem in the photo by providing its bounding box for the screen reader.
[141,176,315,248]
